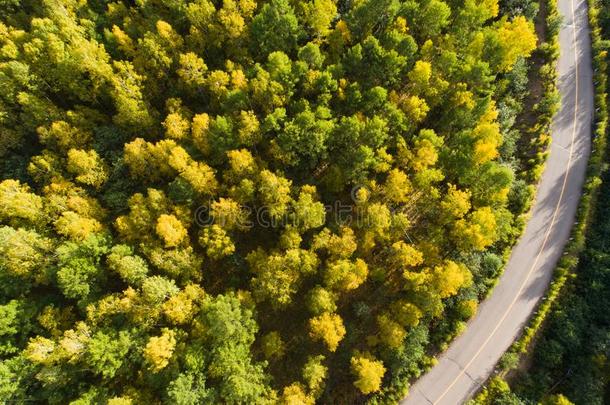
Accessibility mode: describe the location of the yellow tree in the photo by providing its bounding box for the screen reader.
[431,260,473,298]
[309,312,346,352]
[143,329,176,372]
[155,214,188,248]
[350,353,386,395]
[0,179,44,226]
[452,207,498,251]
[323,259,368,292]
[66,149,108,188]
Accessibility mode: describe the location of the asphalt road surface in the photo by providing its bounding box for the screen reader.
[401,0,593,403]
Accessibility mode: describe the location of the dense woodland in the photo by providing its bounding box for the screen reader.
[0,0,541,403]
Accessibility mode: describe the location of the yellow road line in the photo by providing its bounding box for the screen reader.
[431,0,581,403]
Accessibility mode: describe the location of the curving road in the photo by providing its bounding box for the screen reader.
[401,0,593,403]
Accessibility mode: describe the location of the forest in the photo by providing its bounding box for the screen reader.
[0,0,541,403]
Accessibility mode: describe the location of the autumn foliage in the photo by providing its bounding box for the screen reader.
[0,0,537,402]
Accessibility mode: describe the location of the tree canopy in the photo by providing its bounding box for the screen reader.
[0,0,538,402]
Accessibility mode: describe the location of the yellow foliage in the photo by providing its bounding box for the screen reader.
[377,314,406,348]
[177,52,208,87]
[227,148,256,180]
[303,0,337,37]
[398,95,430,123]
[156,20,183,48]
[453,206,498,251]
[408,60,432,93]
[441,185,471,219]
[66,149,108,188]
[237,110,260,146]
[163,284,205,325]
[58,322,91,362]
[180,161,218,195]
[206,70,230,98]
[390,241,424,268]
[163,112,190,140]
[108,397,133,405]
[211,198,247,230]
[261,331,285,360]
[37,121,91,151]
[111,25,135,55]
[432,260,473,298]
[143,329,176,372]
[155,214,187,247]
[495,16,537,71]
[123,138,178,180]
[279,383,315,405]
[335,20,351,42]
[55,211,103,240]
[25,336,56,365]
[383,169,411,203]
[391,300,423,327]
[192,113,211,154]
[309,312,346,352]
[350,353,386,394]
[0,179,44,224]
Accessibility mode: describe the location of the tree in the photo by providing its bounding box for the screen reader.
[311,227,358,259]
[258,170,293,221]
[302,355,327,394]
[350,353,386,394]
[382,169,412,203]
[324,259,368,292]
[163,112,190,140]
[250,0,301,57]
[156,214,188,248]
[197,294,271,403]
[309,312,346,352]
[163,284,205,325]
[486,16,537,72]
[177,52,208,91]
[0,226,52,281]
[0,180,44,226]
[376,314,406,348]
[166,373,212,404]
[144,329,176,372]
[541,394,575,405]
[199,225,235,259]
[296,0,335,38]
[106,245,149,286]
[260,331,285,360]
[86,330,132,378]
[141,276,179,305]
[453,207,498,251]
[391,300,423,327]
[389,241,424,270]
[306,286,337,315]
[248,248,318,307]
[279,383,315,405]
[210,198,249,231]
[0,0,544,401]
[277,106,334,168]
[66,149,108,188]
[440,185,472,220]
[431,261,473,298]
[290,186,326,231]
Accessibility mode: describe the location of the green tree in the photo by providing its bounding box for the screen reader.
[250,0,301,57]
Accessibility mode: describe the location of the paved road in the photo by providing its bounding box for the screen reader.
[401,0,593,403]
